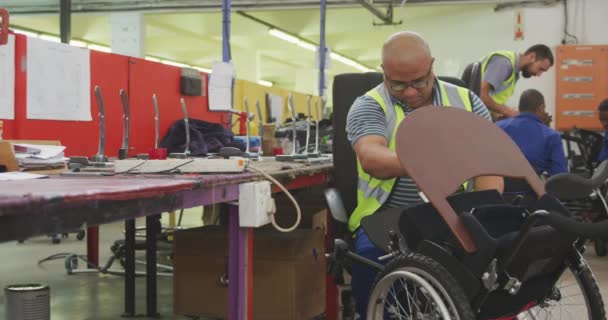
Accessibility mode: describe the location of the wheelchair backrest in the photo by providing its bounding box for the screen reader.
[395,107,544,253]
[461,62,482,96]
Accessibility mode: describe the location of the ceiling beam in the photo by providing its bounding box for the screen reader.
[355,0,400,25]
[1,0,399,15]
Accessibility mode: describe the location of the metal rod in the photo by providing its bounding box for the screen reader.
[93,86,107,161]
[180,98,190,155]
[304,96,311,156]
[288,93,297,156]
[152,94,159,148]
[314,99,320,155]
[123,219,136,317]
[145,214,160,317]
[222,0,231,63]
[244,97,251,154]
[318,0,326,99]
[119,89,131,159]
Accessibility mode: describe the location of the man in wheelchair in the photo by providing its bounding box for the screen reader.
[332,31,608,320]
[344,31,503,318]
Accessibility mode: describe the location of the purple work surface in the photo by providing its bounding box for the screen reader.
[0,177,232,243]
[0,162,331,243]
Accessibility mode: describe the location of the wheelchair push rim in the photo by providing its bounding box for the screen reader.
[367,267,459,320]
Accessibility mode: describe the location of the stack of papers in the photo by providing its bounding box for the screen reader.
[0,172,49,181]
[13,143,68,170]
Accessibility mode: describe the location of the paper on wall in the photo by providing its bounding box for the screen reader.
[0,35,15,120]
[26,37,92,121]
[266,93,284,123]
[208,61,235,111]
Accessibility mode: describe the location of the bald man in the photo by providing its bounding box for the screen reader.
[346,31,503,317]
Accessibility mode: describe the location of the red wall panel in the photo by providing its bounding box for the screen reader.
[1,33,21,140]
[127,57,222,156]
[9,37,226,157]
[14,45,129,157]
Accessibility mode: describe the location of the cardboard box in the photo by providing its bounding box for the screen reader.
[173,224,326,319]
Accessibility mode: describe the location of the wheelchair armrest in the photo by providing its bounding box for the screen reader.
[325,188,348,224]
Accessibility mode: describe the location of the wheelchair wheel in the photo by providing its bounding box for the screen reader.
[515,253,605,320]
[367,253,473,320]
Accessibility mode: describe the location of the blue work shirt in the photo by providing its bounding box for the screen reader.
[497,113,568,176]
[598,132,608,162]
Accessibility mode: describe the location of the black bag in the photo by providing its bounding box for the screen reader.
[159,118,245,156]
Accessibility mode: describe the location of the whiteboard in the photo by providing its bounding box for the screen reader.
[26,37,92,121]
[0,35,15,120]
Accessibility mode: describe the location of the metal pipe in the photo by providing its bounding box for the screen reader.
[59,0,71,44]
[222,0,231,63]
[318,0,326,100]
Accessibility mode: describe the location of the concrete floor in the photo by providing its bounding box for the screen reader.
[2,210,608,319]
[0,210,208,320]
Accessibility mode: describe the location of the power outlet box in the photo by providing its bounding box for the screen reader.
[239,181,274,227]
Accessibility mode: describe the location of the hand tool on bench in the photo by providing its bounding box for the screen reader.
[147,94,167,160]
[243,97,258,159]
[255,99,264,156]
[118,89,131,160]
[169,98,190,159]
[89,85,109,163]
[276,93,307,161]
[313,98,321,157]
[304,95,318,158]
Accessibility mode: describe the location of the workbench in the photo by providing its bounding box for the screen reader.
[0,160,332,319]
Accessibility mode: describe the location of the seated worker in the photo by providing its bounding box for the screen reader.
[597,99,608,162]
[345,30,504,318]
[478,45,554,121]
[496,89,567,177]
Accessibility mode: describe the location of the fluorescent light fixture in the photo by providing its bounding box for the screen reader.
[269,28,316,52]
[193,66,212,73]
[297,41,317,52]
[145,56,161,62]
[269,27,372,71]
[162,60,191,68]
[12,28,39,38]
[330,52,373,72]
[269,29,300,44]
[39,34,60,43]
[257,80,273,87]
[87,44,111,53]
[69,40,87,48]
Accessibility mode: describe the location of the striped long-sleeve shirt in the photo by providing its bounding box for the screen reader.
[346,79,492,210]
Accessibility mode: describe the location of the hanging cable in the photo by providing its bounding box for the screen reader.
[247,166,302,233]
[562,0,579,44]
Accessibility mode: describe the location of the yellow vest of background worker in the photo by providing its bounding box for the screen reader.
[480,51,517,105]
[348,80,473,232]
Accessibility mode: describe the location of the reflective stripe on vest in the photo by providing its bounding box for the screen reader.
[348,80,473,232]
[481,51,517,105]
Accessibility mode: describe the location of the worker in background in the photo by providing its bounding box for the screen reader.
[345,30,503,318]
[497,89,567,177]
[596,99,608,161]
[479,45,554,121]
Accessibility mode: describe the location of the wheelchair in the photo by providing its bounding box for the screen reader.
[326,106,608,320]
[546,160,608,256]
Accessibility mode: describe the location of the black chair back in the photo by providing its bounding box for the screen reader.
[332,72,384,216]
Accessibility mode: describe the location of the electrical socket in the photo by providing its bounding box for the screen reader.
[239,181,275,227]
